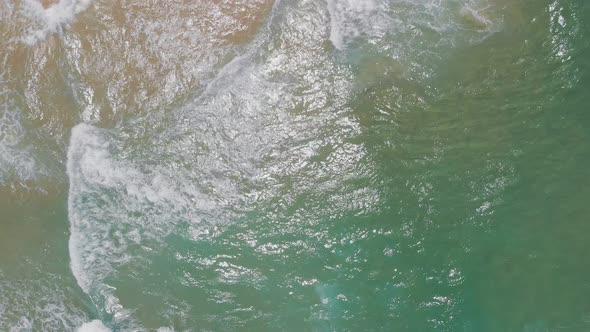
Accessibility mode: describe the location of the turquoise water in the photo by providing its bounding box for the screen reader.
[1,0,590,331]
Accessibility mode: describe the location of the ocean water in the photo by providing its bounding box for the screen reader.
[1,0,590,331]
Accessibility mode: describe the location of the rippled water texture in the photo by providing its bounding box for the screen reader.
[1,0,590,331]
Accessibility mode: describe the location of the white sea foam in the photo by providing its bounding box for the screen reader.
[326,0,499,51]
[67,123,222,326]
[0,102,37,185]
[8,318,32,332]
[77,320,111,332]
[459,5,492,30]
[67,125,139,327]
[20,0,93,45]
[156,328,175,332]
[326,0,377,50]
[0,273,89,331]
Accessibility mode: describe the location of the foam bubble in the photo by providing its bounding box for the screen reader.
[77,320,111,332]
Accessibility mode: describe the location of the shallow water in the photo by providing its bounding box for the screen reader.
[1,0,590,331]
